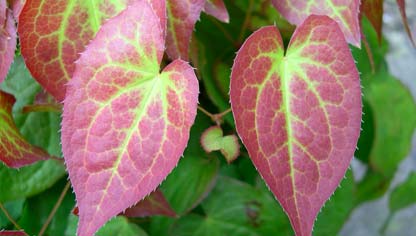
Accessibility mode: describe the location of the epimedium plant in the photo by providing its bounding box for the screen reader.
[0,0,416,236]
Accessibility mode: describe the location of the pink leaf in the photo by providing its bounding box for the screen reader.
[8,0,25,21]
[61,1,198,236]
[147,0,167,38]
[271,0,361,47]
[124,189,177,218]
[230,16,362,236]
[0,0,5,22]
[0,1,16,84]
[166,0,205,60]
[396,0,415,47]
[204,0,229,23]
[18,0,137,102]
[0,90,49,167]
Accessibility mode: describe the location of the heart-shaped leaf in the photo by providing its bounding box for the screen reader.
[0,1,16,84]
[271,0,361,46]
[166,0,205,60]
[61,1,198,236]
[204,0,229,23]
[0,90,49,167]
[230,16,362,236]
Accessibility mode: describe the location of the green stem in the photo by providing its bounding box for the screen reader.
[379,212,393,235]
[238,0,254,43]
[38,181,71,236]
[197,106,232,125]
[0,202,27,234]
[22,104,62,113]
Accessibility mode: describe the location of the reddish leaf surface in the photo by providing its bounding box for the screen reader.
[271,0,361,47]
[166,0,205,60]
[0,0,5,21]
[396,0,415,47]
[230,16,362,236]
[0,90,49,167]
[361,0,383,43]
[204,0,229,23]
[72,190,176,218]
[124,189,177,218]
[149,0,167,37]
[0,230,27,236]
[18,0,136,101]
[0,2,16,84]
[61,1,198,236]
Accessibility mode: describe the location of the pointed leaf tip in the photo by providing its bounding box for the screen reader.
[230,15,362,236]
[272,0,361,47]
[0,91,49,168]
[204,0,229,23]
[166,0,205,60]
[61,1,198,236]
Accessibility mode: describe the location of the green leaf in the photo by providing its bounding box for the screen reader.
[314,169,356,236]
[0,160,65,202]
[96,216,148,236]
[361,68,416,178]
[160,113,220,215]
[18,179,75,236]
[389,172,416,213]
[352,18,389,77]
[171,176,293,236]
[355,169,390,204]
[0,199,24,228]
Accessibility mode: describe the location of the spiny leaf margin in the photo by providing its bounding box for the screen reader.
[230,15,362,236]
[61,1,198,236]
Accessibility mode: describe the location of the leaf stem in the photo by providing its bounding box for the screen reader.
[238,0,254,43]
[361,32,375,74]
[22,103,62,113]
[0,202,27,234]
[379,212,393,235]
[197,105,213,118]
[197,106,232,125]
[38,181,71,236]
[49,156,65,163]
